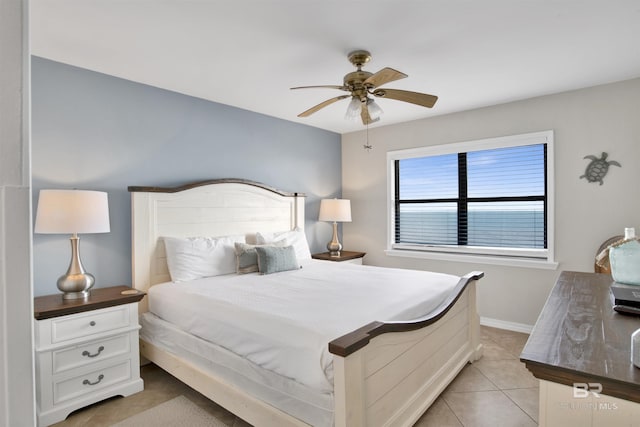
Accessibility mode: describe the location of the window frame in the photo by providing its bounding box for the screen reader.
[386,130,557,269]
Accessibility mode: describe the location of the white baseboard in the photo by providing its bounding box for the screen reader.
[480,317,533,334]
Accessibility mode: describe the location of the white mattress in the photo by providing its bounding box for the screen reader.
[146,259,460,394]
[140,312,334,427]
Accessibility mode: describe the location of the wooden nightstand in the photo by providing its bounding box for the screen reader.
[34,286,145,426]
[312,250,366,265]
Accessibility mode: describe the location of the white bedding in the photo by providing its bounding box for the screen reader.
[147,259,460,393]
[140,312,334,427]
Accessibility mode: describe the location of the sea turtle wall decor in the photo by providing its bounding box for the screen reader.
[580,152,621,185]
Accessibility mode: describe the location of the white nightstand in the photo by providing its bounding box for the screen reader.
[34,286,145,426]
[311,251,366,265]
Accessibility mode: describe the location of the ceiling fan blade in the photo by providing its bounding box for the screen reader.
[372,88,438,108]
[298,95,350,117]
[290,85,348,91]
[363,67,407,88]
[360,103,380,125]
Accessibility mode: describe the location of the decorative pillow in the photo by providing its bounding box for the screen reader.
[255,245,300,275]
[163,235,245,282]
[234,241,286,274]
[255,228,312,260]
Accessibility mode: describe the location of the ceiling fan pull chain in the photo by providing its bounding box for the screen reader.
[364,122,373,152]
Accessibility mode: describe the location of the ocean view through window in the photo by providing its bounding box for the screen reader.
[387,131,555,268]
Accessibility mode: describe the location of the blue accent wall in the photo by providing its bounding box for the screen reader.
[31,56,341,297]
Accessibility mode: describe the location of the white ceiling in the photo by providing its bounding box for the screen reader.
[30,1,640,135]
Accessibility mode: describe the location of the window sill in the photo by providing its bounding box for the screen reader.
[385,248,559,270]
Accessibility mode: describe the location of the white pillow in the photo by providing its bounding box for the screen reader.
[163,235,246,282]
[255,228,311,260]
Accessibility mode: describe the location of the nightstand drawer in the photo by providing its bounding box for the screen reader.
[51,305,129,343]
[54,359,132,405]
[52,333,131,374]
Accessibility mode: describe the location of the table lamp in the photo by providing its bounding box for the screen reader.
[318,198,351,257]
[35,189,110,299]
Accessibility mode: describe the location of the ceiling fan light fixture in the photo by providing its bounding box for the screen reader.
[292,50,437,126]
[344,97,362,120]
[366,98,383,120]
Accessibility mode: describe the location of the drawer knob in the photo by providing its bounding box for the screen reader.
[82,346,105,358]
[83,374,104,386]
[89,321,96,326]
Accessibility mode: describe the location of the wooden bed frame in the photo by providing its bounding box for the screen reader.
[129,178,483,427]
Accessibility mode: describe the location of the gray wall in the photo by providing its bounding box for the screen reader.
[32,56,341,297]
[342,78,640,330]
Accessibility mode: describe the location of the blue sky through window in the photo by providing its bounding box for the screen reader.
[399,144,545,209]
[467,145,545,198]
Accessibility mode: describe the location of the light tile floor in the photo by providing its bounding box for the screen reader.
[415,326,537,427]
[52,326,537,427]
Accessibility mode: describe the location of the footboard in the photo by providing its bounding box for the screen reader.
[329,271,484,427]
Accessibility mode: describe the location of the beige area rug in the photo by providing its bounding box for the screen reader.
[111,395,227,427]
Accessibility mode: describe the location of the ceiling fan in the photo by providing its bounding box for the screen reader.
[291,50,438,125]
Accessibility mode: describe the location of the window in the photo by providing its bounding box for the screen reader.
[387,131,556,268]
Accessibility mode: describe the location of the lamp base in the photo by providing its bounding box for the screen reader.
[327,222,342,258]
[57,272,94,300]
[57,235,95,300]
[62,290,91,300]
[328,249,342,258]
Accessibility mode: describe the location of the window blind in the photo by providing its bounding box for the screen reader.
[395,143,547,250]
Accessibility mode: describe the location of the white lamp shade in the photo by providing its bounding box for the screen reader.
[319,199,352,222]
[35,189,111,234]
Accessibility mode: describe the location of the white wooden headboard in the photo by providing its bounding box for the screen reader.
[129,179,305,312]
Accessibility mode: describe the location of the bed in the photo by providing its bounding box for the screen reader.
[129,178,483,427]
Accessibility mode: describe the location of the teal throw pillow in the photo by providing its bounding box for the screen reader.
[255,245,300,275]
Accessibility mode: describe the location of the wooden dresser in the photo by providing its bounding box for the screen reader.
[34,286,145,426]
[521,271,640,426]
